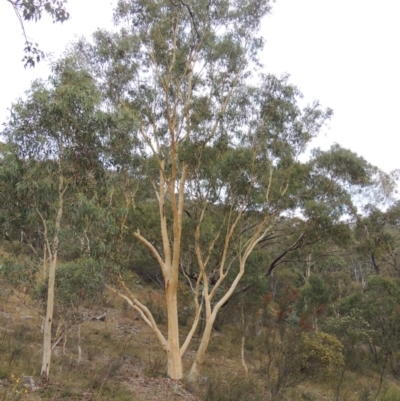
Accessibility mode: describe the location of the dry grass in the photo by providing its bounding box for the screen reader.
[1,279,400,401]
[0,288,198,401]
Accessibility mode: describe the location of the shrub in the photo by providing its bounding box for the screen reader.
[378,387,400,401]
[300,332,344,373]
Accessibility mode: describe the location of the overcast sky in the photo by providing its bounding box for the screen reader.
[1,0,399,174]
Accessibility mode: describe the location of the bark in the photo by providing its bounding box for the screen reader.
[40,251,57,379]
[240,298,249,377]
[165,277,183,379]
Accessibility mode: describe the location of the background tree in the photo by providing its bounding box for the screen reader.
[1,56,105,379]
[355,202,400,276]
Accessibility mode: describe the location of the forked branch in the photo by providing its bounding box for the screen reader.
[106,282,167,351]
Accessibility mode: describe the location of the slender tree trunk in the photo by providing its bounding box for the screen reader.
[240,298,248,377]
[40,165,65,380]
[40,252,57,379]
[77,324,82,365]
[306,254,311,283]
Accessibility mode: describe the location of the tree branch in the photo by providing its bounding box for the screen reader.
[106,283,167,351]
[133,231,165,274]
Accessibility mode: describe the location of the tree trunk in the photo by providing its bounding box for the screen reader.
[165,277,183,379]
[40,253,57,379]
[240,299,249,377]
[188,314,216,381]
[306,254,311,283]
[40,165,64,380]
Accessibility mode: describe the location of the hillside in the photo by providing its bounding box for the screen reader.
[2,274,400,401]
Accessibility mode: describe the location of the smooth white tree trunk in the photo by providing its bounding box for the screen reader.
[40,167,64,380]
[40,254,57,379]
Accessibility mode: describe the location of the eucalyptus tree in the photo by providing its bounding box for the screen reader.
[255,145,371,277]
[71,0,332,380]
[1,57,105,380]
[71,0,391,380]
[354,202,400,276]
[214,144,385,336]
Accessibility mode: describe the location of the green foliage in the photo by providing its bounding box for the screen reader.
[32,258,104,310]
[324,309,375,349]
[10,0,69,23]
[301,275,330,308]
[361,276,400,371]
[332,276,400,375]
[300,332,344,372]
[378,387,400,401]
[354,202,400,275]
[5,57,104,169]
[1,57,111,262]
[296,275,330,331]
[324,270,353,303]
[337,289,364,316]
[0,259,38,291]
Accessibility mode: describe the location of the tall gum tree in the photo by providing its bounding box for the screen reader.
[2,58,104,379]
[75,0,338,380]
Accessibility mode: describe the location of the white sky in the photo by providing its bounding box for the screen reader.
[1,0,399,174]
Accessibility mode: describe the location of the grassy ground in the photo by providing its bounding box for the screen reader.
[0,287,200,401]
[1,282,400,401]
